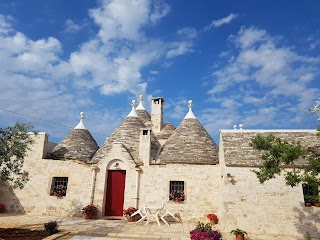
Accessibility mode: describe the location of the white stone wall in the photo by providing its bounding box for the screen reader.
[0,133,93,217]
[136,164,220,222]
[218,135,320,237]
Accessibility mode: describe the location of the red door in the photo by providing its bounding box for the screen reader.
[105,170,126,216]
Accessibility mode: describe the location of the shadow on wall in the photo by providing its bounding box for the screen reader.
[0,185,26,214]
[293,203,320,238]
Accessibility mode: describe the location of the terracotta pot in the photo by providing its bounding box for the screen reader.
[305,202,312,207]
[314,202,320,207]
[127,216,136,222]
[83,213,95,219]
[210,218,219,224]
[235,233,245,240]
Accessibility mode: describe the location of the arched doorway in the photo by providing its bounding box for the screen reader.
[105,160,126,216]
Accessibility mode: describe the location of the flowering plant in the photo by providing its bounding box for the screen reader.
[82,205,98,215]
[123,207,137,217]
[51,185,66,197]
[190,222,222,240]
[207,213,219,224]
[169,190,185,202]
[207,213,218,221]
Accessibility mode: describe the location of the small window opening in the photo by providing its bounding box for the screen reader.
[169,181,185,202]
[303,184,319,206]
[143,130,148,135]
[50,177,68,197]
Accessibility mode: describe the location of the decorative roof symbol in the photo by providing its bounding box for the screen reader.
[74,112,87,129]
[184,100,197,119]
[136,95,146,110]
[127,100,139,117]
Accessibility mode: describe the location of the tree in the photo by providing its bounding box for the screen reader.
[250,99,320,193]
[0,122,34,190]
[250,134,319,189]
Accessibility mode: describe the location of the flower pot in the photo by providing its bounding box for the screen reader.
[83,213,95,219]
[210,218,219,224]
[314,202,320,207]
[235,233,245,240]
[127,216,136,222]
[305,202,312,207]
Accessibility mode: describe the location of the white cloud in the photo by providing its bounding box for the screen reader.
[177,27,198,39]
[64,19,82,33]
[150,0,170,24]
[166,42,194,58]
[205,13,238,30]
[206,26,320,130]
[89,0,150,42]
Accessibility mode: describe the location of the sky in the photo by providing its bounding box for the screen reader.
[0,0,319,146]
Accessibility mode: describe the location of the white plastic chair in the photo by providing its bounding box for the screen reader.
[131,204,147,223]
[160,204,177,226]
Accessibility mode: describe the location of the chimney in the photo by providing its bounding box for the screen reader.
[139,129,151,166]
[151,97,164,133]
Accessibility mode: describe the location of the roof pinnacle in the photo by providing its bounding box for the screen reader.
[136,95,146,110]
[74,112,87,129]
[127,100,139,117]
[184,100,197,119]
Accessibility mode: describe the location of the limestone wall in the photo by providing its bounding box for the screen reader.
[218,134,320,237]
[137,164,220,222]
[0,133,93,217]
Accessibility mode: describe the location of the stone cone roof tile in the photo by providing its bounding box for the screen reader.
[51,129,99,161]
[91,116,161,164]
[136,109,152,128]
[157,118,219,164]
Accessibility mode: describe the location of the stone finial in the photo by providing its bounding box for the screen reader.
[233,125,237,130]
[136,95,146,110]
[127,100,138,117]
[184,100,197,119]
[239,124,244,130]
[74,112,87,129]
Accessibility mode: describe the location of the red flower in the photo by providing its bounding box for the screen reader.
[123,207,137,217]
[207,213,218,220]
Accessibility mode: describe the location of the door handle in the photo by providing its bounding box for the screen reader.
[115,193,118,196]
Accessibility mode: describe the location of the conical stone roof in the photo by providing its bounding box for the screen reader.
[91,116,146,164]
[136,95,152,127]
[157,101,218,164]
[51,113,99,162]
[136,109,151,128]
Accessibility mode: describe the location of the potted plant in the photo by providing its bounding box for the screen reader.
[304,195,313,207]
[231,228,247,240]
[0,203,5,213]
[190,221,222,240]
[123,207,138,222]
[207,213,218,224]
[51,185,67,198]
[44,220,59,235]
[169,190,185,202]
[314,195,320,207]
[82,204,98,219]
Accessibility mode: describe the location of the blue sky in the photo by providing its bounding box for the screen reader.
[0,0,319,146]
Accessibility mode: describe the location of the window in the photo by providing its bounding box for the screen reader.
[169,181,185,202]
[50,177,68,196]
[170,181,184,192]
[303,184,318,205]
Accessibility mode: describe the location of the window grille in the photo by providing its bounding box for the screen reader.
[302,183,319,204]
[50,177,68,196]
[170,181,184,192]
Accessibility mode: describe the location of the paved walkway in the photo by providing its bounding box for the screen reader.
[0,214,303,240]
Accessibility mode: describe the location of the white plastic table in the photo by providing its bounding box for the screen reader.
[145,205,163,226]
